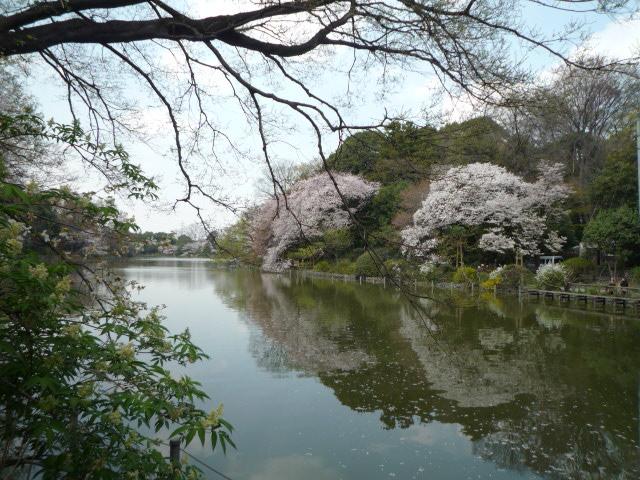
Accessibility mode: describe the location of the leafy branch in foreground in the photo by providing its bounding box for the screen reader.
[0,113,158,201]
[0,112,232,479]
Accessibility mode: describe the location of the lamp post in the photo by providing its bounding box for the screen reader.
[609,239,617,281]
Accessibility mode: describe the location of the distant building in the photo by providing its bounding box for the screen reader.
[539,255,563,265]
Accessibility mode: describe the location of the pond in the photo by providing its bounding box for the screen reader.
[115,257,640,480]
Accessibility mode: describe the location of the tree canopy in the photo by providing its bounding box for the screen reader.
[401,162,571,265]
[1,0,636,221]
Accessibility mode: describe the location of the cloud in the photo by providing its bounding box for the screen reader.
[249,455,340,480]
[581,17,640,59]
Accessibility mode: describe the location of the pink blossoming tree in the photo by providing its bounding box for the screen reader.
[402,162,570,266]
[253,173,379,271]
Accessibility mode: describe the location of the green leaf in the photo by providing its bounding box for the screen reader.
[170,425,189,438]
[185,428,196,446]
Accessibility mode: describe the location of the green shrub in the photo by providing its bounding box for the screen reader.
[287,242,324,263]
[354,252,381,277]
[629,266,640,285]
[383,258,412,278]
[368,224,401,248]
[492,264,532,288]
[482,266,505,288]
[417,262,453,282]
[452,266,479,285]
[480,276,501,290]
[314,260,331,272]
[535,264,568,289]
[561,257,594,280]
[322,229,353,257]
[334,259,356,274]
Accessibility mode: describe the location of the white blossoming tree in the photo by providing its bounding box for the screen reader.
[401,162,570,266]
[253,172,379,271]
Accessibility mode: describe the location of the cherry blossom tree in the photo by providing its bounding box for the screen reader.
[401,162,570,265]
[253,172,379,271]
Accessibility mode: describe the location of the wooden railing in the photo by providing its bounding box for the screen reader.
[527,289,640,309]
[565,282,640,298]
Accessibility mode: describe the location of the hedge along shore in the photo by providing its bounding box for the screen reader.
[280,268,467,290]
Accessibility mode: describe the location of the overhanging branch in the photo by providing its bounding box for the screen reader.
[0,0,345,56]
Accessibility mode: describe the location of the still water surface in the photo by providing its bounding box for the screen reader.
[116,258,640,479]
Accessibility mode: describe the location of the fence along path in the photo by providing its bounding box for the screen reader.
[527,287,640,310]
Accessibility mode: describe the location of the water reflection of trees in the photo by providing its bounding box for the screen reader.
[213,272,373,373]
[213,271,640,478]
[114,257,218,290]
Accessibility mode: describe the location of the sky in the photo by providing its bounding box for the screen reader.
[23,1,640,233]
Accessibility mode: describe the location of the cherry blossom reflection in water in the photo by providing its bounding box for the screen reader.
[117,258,640,480]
